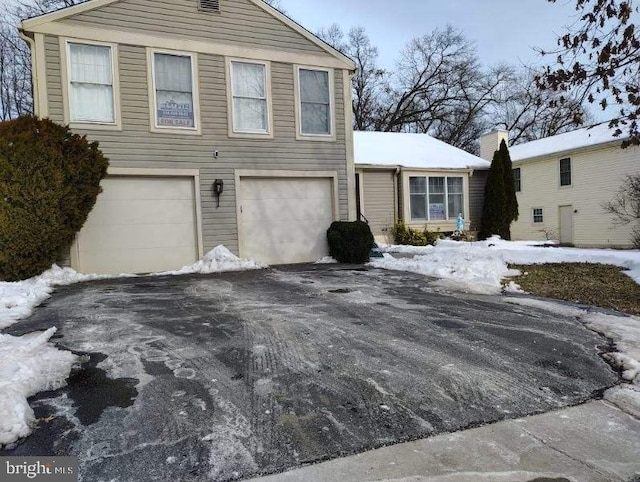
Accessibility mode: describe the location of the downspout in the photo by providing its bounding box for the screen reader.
[18,29,37,117]
[394,167,401,224]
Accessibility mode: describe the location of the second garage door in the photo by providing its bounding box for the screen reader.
[238,177,335,265]
[75,176,199,274]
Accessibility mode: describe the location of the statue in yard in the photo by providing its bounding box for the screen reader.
[456,213,465,233]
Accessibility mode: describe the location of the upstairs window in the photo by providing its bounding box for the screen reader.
[513,167,521,192]
[560,158,572,186]
[230,60,270,135]
[150,50,199,132]
[296,67,333,138]
[68,42,116,124]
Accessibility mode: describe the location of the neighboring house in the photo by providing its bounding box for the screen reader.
[19,0,357,274]
[480,124,640,247]
[354,132,490,243]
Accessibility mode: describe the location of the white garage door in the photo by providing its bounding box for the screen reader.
[238,177,334,265]
[76,176,198,274]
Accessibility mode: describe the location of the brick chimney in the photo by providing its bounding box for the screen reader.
[480,129,509,161]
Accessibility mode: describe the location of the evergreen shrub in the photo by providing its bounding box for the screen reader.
[327,221,374,263]
[0,116,109,280]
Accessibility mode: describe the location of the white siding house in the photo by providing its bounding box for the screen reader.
[480,124,640,247]
[354,132,490,243]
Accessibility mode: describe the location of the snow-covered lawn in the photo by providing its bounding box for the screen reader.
[374,236,640,295]
[0,246,262,447]
[372,237,640,416]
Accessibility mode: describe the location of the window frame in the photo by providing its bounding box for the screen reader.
[532,207,544,224]
[559,157,572,187]
[147,48,201,135]
[294,65,336,141]
[409,175,465,222]
[60,38,121,131]
[513,167,522,192]
[225,57,273,139]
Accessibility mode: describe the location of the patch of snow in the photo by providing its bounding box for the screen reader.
[509,122,627,161]
[315,256,338,264]
[0,328,79,447]
[371,236,640,295]
[159,245,264,275]
[604,386,640,419]
[354,131,490,170]
[379,244,435,255]
[503,281,525,294]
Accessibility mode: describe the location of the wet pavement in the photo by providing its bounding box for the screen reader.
[1,265,620,481]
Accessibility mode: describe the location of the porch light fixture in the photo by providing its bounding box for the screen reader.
[213,179,224,208]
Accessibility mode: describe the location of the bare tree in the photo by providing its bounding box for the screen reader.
[602,175,640,247]
[492,70,593,145]
[537,0,640,147]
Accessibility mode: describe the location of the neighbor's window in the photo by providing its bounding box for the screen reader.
[560,158,572,186]
[533,208,544,223]
[231,61,269,133]
[513,167,521,192]
[409,176,464,221]
[298,67,332,136]
[68,43,115,123]
[152,52,197,129]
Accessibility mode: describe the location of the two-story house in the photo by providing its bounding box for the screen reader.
[20,0,356,274]
[480,125,640,248]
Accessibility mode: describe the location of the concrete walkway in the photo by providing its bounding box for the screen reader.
[251,400,640,482]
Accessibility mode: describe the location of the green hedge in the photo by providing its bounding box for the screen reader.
[327,221,374,264]
[0,116,109,281]
[391,223,439,246]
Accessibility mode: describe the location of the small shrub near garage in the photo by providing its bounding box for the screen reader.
[0,116,109,281]
[327,221,374,263]
[392,223,440,246]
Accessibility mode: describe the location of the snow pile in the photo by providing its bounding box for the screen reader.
[315,256,338,264]
[372,236,640,294]
[0,328,79,447]
[505,297,640,415]
[161,245,264,275]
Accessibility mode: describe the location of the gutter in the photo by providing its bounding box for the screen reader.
[18,29,38,117]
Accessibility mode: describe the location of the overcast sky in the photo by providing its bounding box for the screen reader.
[280,0,581,70]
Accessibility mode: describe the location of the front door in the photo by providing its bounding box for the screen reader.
[559,205,574,246]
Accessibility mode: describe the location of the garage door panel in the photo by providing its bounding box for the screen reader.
[98,177,194,201]
[78,247,197,274]
[84,200,196,227]
[238,177,334,265]
[77,176,198,274]
[241,198,333,223]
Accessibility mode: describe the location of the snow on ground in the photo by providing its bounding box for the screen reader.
[0,246,261,447]
[374,236,640,295]
[315,256,338,264]
[505,297,640,416]
[0,328,79,447]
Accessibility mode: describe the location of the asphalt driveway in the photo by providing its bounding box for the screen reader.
[1,265,618,481]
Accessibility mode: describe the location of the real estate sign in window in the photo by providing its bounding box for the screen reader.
[154,53,195,129]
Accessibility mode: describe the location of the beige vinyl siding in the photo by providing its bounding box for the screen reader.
[64,0,326,55]
[361,170,396,242]
[44,35,348,255]
[511,144,639,247]
[469,169,488,231]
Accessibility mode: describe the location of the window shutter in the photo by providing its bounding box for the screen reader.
[198,0,220,12]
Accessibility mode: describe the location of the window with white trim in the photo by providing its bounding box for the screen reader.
[230,61,269,133]
[533,208,544,223]
[151,52,197,130]
[68,43,115,123]
[409,176,465,221]
[560,158,572,186]
[298,68,332,136]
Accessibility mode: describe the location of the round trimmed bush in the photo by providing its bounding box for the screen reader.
[327,221,374,264]
[0,116,109,281]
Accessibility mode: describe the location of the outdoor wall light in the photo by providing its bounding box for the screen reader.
[213,179,224,208]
